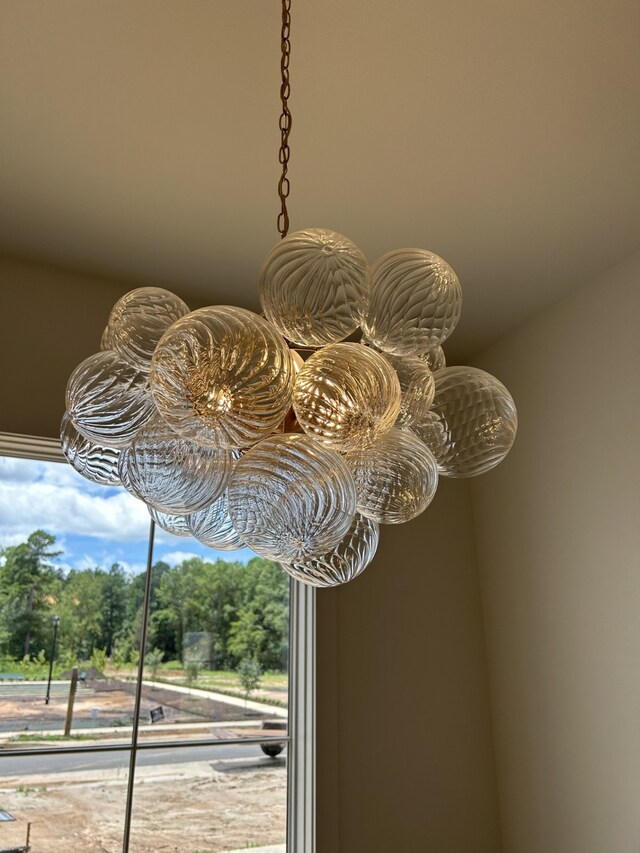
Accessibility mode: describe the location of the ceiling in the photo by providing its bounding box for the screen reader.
[1,0,639,361]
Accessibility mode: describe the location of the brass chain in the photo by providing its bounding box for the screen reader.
[277,0,292,238]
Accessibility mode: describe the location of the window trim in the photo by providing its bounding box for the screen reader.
[0,431,316,853]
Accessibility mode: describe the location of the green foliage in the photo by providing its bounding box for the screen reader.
[0,530,62,658]
[111,639,128,673]
[89,647,107,675]
[145,647,164,679]
[237,656,262,703]
[0,532,289,679]
[185,659,201,685]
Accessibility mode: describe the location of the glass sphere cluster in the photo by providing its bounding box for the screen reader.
[62,228,517,588]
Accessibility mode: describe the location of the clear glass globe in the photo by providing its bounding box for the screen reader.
[259,228,369,347]
[107,287,190,372]
[187,491,245,551]
[100,325,115,351]
[414,366,517,477]
[150,306,295,449]
[227,434,356,563]
[293,343,401,451]
[119,418,233,514]
[419,345,446,372]
[382,353,435,428]
[282,513,379,588]
[346,427,439,523]
[363,249,462,356]
[60,411,121,486]
[148,506,191,537]
[409,410,451,461]
[66,351,157,447]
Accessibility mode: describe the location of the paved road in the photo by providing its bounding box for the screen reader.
[0,742,285,777]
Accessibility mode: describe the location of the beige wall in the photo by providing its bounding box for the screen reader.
[0,253,503,853]
[318,477,502,853]
[471,252,640,853]
[0,256,142,438]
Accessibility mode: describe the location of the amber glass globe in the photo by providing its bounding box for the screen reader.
[419,345,446,372]
[259,228,369,346]
[293,343,401,451]
[227,434,356,563]
[66,351,156,447]
[120,419,233,514]
[346,427,439,523]
[107,287,190,372]
[363,249,462,356]
[282,513,379,588]
[415,366,517,477]
[150,306,295,449]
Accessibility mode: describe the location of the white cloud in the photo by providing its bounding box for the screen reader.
[0,476,149,544]
[0,456,41,484]
[160,550,203,567]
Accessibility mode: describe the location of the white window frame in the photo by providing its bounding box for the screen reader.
[0,430,316,853]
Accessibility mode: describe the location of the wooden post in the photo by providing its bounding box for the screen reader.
[64,666,78,736]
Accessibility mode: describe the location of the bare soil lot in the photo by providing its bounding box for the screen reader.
[0,758,286,852]
[0,680,269,738]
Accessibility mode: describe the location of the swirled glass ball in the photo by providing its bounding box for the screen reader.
[419,345,446,372]
[382,353,435,428]
[227,434,356,562]
[259,228,369,347]
[66,351,157,447]
[100,325,115,351]
[416,366,517,477]
[282,513,379,588]
[119,419,233,514]
[148,506,191,537]
[293,343,401,451]
[187,491,245,551]
[150,306,295,449]
[409,410,451,461]
[107,287,190,372]
[363,249,462,356]
[60,411,121,486]
[346,427,439,523]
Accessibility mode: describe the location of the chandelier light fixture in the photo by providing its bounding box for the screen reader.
[61,0,517,588]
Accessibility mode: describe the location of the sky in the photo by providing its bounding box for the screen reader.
[0,454,256,575]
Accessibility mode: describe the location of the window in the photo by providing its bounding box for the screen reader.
[0,432,315,853]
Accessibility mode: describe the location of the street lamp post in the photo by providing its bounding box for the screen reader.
[44,615,61,705]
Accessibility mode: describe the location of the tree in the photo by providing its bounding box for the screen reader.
[237,656,262,708]
[228,609,266,661]
[145,647,164,680]
[0,530,62,658]
[101,564,129,656]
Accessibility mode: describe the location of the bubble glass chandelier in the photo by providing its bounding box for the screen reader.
[62,0,517,588]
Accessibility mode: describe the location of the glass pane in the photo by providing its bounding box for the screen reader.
[130,742,287,852]
[0,672,136,748]
[137,549,290,743]
[0,454,143,749]
[0,749,129,852]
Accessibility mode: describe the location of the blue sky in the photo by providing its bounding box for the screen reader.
[0,455,256,575]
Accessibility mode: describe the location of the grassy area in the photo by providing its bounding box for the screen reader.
[1,657,289,703]
[148,666,288,707]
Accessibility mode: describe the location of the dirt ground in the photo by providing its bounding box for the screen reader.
[0,680,269,738]
[0,682,286,851]
[0,758,286,852]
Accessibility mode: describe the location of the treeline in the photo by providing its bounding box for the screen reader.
[0,530,289,672]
